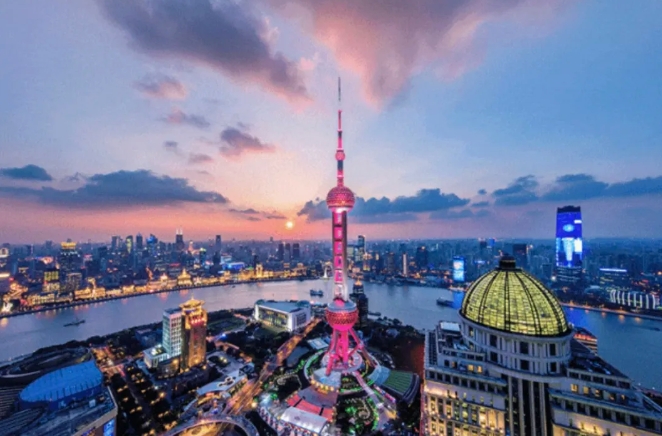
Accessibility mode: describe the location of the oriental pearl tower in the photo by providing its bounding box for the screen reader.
[324,78,365,375]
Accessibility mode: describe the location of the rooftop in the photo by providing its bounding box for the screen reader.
[19,361,102,405]
[280,406,329,434]
[255,300,310,313]
[460,257,570,337]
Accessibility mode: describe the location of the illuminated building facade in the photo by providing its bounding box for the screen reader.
[162,307,183,358]
[253,300,311,332]
[175,228,185,251]
[452,256,465,282]
[555,206,583,286]
[58,241,80,278]
[423,257,662,436]
[180,298,207,370]
[598,267,631,291]
[324,78,365,375]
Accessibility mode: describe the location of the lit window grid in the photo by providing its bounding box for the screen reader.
[461,270,569,337]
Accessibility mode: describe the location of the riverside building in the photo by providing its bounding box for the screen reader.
[422,256,662,436]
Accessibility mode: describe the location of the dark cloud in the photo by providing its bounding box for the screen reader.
[298,188,469,222]
[134,73,187,99]
[477,189,487,195]
[471,201,490,208]
[265,212,286,220]
[100,0,309,105]
[0,170,227,208]
[541,174,608,201]
[265,0,565,106]
[162,109,210,129]
[245,216,262,222]
[188,153,213,164]
[219,127,275,159]
[0,164,53,181]
[491,174,662,206]
[429,209,490,220]
[492,175,539,206]
[230,208,260,215]
[606,176,662,197]
[164,141,180,153]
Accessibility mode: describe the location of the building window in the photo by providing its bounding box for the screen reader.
[519,342,529,355]
[571,384,578,393]
[490,352,498,363]
[549,343,557,356]
[490,335,497,347]
[550,362,557,373]
[520,360,530,371]
[583,386,590,395]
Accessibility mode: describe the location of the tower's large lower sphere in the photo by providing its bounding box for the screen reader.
[326,299,359,332]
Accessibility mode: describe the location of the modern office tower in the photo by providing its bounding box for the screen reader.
[43,267,60,293]
[350,279,369,329]
[180,298,207,370]
[125,235,133,254]
[323,77,368,375]
[422,257,662,436]
[162,307,183,358]
[416,245,428,270]
[175,228,185,251]
[135,233,143,250]
[277,242,284,261]
[402,253,409,276]
[285,243,292,262]
[0,247,8,270]
[215,234,222,252]
[512,243,529,270]
[386,252,396,274]
[598,268,631,291]
[64,272,82,293]
[292,243,301,260]
[111,235,120,252]
[555,205,583,286]
[58,241,80,278]
[357,235,366,263]
[452,256,465,282]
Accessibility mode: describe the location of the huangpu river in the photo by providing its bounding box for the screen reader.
[0,280,661,389]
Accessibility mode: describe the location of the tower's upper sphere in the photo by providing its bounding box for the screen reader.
[460,256,570,337]
[326,185,355,210]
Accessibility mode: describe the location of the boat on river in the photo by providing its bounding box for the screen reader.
[64,316,86,327]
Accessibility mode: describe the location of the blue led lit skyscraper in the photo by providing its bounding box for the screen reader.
[555,205,583,286]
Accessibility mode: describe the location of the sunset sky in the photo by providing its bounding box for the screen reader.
[1,0,661,243]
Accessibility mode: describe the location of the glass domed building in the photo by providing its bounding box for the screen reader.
[423,257,662,436]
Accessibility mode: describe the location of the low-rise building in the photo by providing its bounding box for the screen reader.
[253,300,312,332]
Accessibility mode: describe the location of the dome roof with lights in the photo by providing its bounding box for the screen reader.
[460,257,570,337]
[326,185,355,209]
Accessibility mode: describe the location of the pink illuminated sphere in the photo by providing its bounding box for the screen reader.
[326,185,355,210]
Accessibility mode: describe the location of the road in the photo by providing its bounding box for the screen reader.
[224,318,321,416]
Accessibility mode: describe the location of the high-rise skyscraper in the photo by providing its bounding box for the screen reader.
[215,234,222,252]
[555,205,583,286]
[512,243,529,270]
[125,235,133,254]
[277,242,284,261]
[135,233,144,251]
[58,241,80,279]
[292,243,300,260]
[180,298,207,370]
[416,245,428,270]
[175,228,185,252]
[357,235,366,264]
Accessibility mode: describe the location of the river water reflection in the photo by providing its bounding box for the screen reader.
[0,279,660,388]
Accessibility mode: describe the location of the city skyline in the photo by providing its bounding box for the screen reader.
[2,1,662,242]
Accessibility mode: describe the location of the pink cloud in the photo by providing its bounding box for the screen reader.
[266,0,567,106]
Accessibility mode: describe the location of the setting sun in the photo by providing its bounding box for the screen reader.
[285,220,294,230]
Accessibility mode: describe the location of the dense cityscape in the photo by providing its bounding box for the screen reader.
[2,2,662,436]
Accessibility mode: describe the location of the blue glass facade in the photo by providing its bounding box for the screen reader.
[453,257,465,282]
[555,206,583,268]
